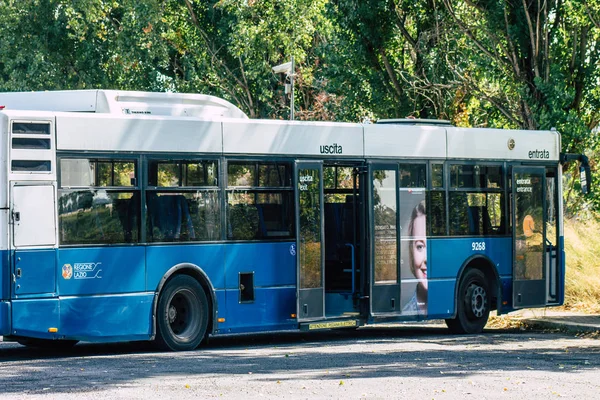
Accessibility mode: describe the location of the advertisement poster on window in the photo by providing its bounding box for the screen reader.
[400,189,427,316]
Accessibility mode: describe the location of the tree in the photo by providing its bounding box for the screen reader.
[138,0,331,119]
[0,1,170,91]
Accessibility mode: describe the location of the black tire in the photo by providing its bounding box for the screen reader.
[17,338,78,350]
[155,275,209,351]
[445,269,491,334]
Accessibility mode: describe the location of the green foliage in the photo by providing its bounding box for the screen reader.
[1,0,599,210]
[0,1,163,90]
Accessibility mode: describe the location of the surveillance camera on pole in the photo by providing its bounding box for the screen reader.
[272,62,292,75]
[271,57,295,120]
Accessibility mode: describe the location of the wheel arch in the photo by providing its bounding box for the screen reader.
[151,263,218,340]
[451,255,501,318]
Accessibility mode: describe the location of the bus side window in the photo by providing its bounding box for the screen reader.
[146,159,221,243]
[57,158,140,245]
[226,161,294,241]
[428,162,446,236]
[115,192,139,243]
[447,164,506,237]
[146,193,196,241]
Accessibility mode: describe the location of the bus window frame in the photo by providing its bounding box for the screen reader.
[144,154,222,244]
[224,157,295,242]
[428,161,448,236]
[446,160,509,237]
[56,153,142,247]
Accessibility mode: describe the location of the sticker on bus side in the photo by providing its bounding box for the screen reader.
[62,264,73,280]
[471,242,486,251]
[62,262,103,280]
[308,320,357,330]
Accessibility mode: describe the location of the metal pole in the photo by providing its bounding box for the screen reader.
[290,56,295,121]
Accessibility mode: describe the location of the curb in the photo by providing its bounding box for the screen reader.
[522,318,600,333]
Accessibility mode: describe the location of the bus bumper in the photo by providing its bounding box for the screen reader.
[0,301,11,336]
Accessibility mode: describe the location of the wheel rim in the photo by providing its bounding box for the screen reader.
[467,283,487,319]
[166,288,201,342]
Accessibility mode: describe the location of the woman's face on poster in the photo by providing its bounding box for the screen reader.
[411,214,427,290]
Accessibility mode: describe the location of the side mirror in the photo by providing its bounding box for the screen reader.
[561,153,592,195]
[580,164,591,195]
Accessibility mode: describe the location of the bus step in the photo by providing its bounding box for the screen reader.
[300,319,359,331]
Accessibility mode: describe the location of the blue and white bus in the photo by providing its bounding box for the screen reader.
[0,90,590,350]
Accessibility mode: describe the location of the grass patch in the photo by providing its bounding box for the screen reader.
[486,313,526,329]
[563,218,600,313]
[486,217,600,329]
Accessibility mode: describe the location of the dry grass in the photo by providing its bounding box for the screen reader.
[562,218,600,313]
[486,218,600,329]
[486,313,526,329]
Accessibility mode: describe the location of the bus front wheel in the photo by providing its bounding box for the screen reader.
[155,275,209,351]
[445,269,490,334]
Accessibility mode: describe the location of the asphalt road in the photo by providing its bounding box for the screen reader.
[1,324,599,399]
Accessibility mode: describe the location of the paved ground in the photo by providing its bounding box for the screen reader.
[1,322,599,399]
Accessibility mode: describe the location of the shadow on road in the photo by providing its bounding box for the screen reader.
[1,324,598,396]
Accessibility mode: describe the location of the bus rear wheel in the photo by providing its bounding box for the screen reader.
[445,269,490,334]
[155,275,209,351]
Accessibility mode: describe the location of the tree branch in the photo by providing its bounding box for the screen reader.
[543,0,550,81]
[379,49,403,99]
[570,26,589,111]
[583,1,600,29]
[182,0,252,111]
[237,56,256,118]
[504,3,522,77]
[390,3,417,50]
[442,0,507,66]
[551,0,563,35]
[521,0,540,78]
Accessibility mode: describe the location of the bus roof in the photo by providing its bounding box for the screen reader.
[0,90,561,161]
[376,118,453,127]
[0,90,249,119]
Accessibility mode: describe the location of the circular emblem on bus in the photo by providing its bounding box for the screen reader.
[62,264,73,280]
[507,138,515,150]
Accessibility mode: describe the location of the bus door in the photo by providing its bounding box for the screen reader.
[10,183,57,297]
[369,163,402,316]
[512,167,549,308]
[544,167,560,304]
[295,161,325,321]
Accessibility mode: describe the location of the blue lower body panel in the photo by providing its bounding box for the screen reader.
[218,287,296,334]
[427,279,456,318]
[10,294,154,341]
[0,301,11,336]
[427,237,512,318]
[0,250,10,301]
[12,298,60,339]
[60,293,154,342]
[500,276,513,311]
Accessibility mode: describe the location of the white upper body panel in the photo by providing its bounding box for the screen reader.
[364,124,447,159]
[447,127,560,161]
[223,119,363,157]
[1,91,561,162]
[56,113,223,154]
[8,111,561,161]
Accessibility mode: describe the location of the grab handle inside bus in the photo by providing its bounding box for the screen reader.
[561,153,592,195]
